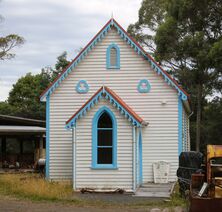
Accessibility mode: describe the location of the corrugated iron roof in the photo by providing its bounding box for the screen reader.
[40,18,189,102]
[0,126,45,133]
[66,86,146,128]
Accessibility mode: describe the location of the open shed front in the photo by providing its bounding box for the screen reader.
[0,133,45,169]
[0,115,46,169]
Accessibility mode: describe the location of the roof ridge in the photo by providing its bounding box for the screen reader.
[40,18,189,102]
[40,19,112,100]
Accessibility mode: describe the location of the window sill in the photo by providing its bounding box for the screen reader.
[91,165,118,170]
[107,66,120,70]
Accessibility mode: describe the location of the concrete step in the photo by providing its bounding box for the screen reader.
[134,191,171,198]
[141,183,173,188]
[134,182,175,198]
[138,187,171,192]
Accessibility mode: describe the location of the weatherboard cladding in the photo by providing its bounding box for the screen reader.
[40,19,188,102]
[65,86,144,129]
[49,27,179,183]
[76,99,133,191]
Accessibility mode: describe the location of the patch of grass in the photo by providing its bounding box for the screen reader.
[0,173,78,202]
[0,173,187,210]
[166,184,187,207]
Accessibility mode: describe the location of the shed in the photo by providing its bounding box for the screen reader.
[0,115,46,169]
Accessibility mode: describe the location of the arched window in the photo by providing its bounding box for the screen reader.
[106,43,120,69]
[110,47,117,67]
[92,106,117,169]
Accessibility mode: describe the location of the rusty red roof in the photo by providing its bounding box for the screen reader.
[66,86,145,128]
[40,18,189,102]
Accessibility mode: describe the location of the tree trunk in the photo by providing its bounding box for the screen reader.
[196,83,202,152]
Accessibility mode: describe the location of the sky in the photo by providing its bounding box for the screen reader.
[0,0,142,101]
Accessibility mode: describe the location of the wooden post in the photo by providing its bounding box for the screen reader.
[39,135,43,159]
[2,136,6,163]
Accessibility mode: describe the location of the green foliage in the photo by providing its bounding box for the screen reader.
[0,15,25,60]
[209,38,222,69]
[7,72,50,120]
[0,102,17,115]
[127,0,167,54]
[0,52,70,120]
[202,97,222,148]
[51,51,70,81]
[129,0,222,150]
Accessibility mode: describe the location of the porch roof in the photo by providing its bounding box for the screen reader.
[0,126,45,134]
[66,86,148,129]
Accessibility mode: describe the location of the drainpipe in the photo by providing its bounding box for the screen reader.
[188,111,193,119]
[132,126,136,192]
[72,126,76,190]
[39,135,43,159]
[187,112,193,151]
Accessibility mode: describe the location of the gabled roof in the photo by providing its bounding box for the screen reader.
[66,86,147,129]
[40,18,189,102]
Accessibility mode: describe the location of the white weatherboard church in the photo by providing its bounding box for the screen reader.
[40,19,191,192]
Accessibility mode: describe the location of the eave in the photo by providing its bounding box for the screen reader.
[40,18,189,104]
[66,86,147,129]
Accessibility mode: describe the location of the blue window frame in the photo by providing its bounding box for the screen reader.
[106,43,120,69]
[92,106,117,169]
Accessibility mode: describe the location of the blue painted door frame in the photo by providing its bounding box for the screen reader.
[138,128,143,185]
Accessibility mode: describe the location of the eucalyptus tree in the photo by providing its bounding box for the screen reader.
[128,0,222,151]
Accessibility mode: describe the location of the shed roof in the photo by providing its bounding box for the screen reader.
[66,86,147,129]
[0,126,45,134]
[0,114,45,127]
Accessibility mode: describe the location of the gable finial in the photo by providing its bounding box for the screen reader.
[111,12,114,25]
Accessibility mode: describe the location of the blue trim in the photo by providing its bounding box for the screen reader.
[136,128,138,187]
[178,97,183,155]
[132,126,136,191]
[66,87,141,129]
[40,19,188,101]
[45,94,50,179]
[137,79,151,93]
[139,128,143,184]
[76,80,89,94]
[106,43,120,69]
[92,106,117,169]
[184,113,187,150]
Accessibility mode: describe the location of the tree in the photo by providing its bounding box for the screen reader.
[51,51,70,81]
[0,52,70,119]
[7,71,51,120]
[127,0,166,55]
[128,0,222,151]
[0,101,16,115]
[202,97,222,147]
[0,15,24,60]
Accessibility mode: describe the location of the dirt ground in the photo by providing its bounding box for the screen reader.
[0,199,136,212]
[0,197,150,212]
[0,195,186,212]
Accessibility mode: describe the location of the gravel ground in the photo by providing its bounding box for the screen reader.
[0,194,186,212]
[74,192,165,204]
[0,197,137,212]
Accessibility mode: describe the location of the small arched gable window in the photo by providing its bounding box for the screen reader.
[92,106,117,169]
[106,43,120,69]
